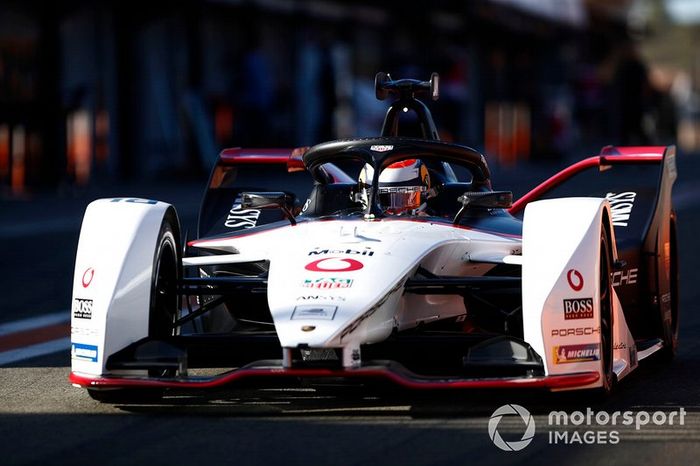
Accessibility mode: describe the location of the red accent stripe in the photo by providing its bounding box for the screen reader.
[218,148,306,171]
[599,145,666,156]
[70,368,599,391]
[387,159,417,168]
[189,223,290,247]
[508,154,663,215]
[0,323,70,352]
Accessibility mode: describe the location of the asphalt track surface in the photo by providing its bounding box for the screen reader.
[3,157,700,465]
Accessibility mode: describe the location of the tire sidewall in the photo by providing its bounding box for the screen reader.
[599,228,615,394]
[148,211,181,339]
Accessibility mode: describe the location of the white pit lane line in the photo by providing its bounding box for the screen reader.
[0,338,71,366]
[0,311,70,366]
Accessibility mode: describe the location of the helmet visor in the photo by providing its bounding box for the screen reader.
[378,186,424,212]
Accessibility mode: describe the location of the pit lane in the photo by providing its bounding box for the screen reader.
[2,161,700,465]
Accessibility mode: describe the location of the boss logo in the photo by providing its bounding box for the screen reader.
[563,298,594,320]
[72,298,94,320]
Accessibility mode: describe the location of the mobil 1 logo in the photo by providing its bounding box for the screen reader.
[563,298,594,320]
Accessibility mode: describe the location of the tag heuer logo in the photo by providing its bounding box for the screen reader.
[370,145,393,152]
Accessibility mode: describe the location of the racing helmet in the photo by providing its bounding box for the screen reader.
[358,159,431,214]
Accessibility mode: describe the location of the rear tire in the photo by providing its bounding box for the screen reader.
[598,227,615,395]
[661,214,679,359]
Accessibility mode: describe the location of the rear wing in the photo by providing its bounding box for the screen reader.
[196,147,355,238]
[509,145,676,247]
[509,146,674,215]
[197,148,311,238]
[510,145,677,331]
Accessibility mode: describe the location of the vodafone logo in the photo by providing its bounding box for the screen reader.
[305,257,363,272]
[82,267,95,288]
[567,269,584,292]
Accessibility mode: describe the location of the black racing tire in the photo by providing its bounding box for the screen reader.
[88,209,181,404]
[660,213,680,360]
[597,226,615,395]
[149,209,182,341]
[147,209,182,378]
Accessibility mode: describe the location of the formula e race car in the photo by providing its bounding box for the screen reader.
[69,73,678,402]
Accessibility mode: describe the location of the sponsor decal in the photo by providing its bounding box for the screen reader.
[291,305,338,321]
[553,343,600,364]
[612,268,638,287]
[661,292,672,304]
[308,248,374,257]
[339,278,405,340]
[81,267,95,288]
[305,257,363,272]
[551,326,600,337]
[605,192,636,227]
[110,198,157,205]
[72,298,93,320]
[296,295,346,302]
[224,196,261,229]
[370,145,393,152]
[563,298,594,320]
[302,278,353,289]
[301,198,311,213]
[613,342,627,350]
[71,326,99,337]
[71,342,98,362]
[566,269,584,292]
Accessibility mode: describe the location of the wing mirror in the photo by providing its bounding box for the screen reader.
[453,191,513,224]
[241,192,297,226]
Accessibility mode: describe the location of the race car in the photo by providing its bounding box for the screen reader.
[69,73,678,402]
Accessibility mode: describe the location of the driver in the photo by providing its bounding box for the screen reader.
[358,159,431,215]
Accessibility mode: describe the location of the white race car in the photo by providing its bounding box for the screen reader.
[69,73,678,402]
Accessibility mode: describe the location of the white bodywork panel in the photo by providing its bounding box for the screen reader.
[522,198,637,389]
[75,195,642,381]
[71,198,172,376]
[193,219,519,367]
